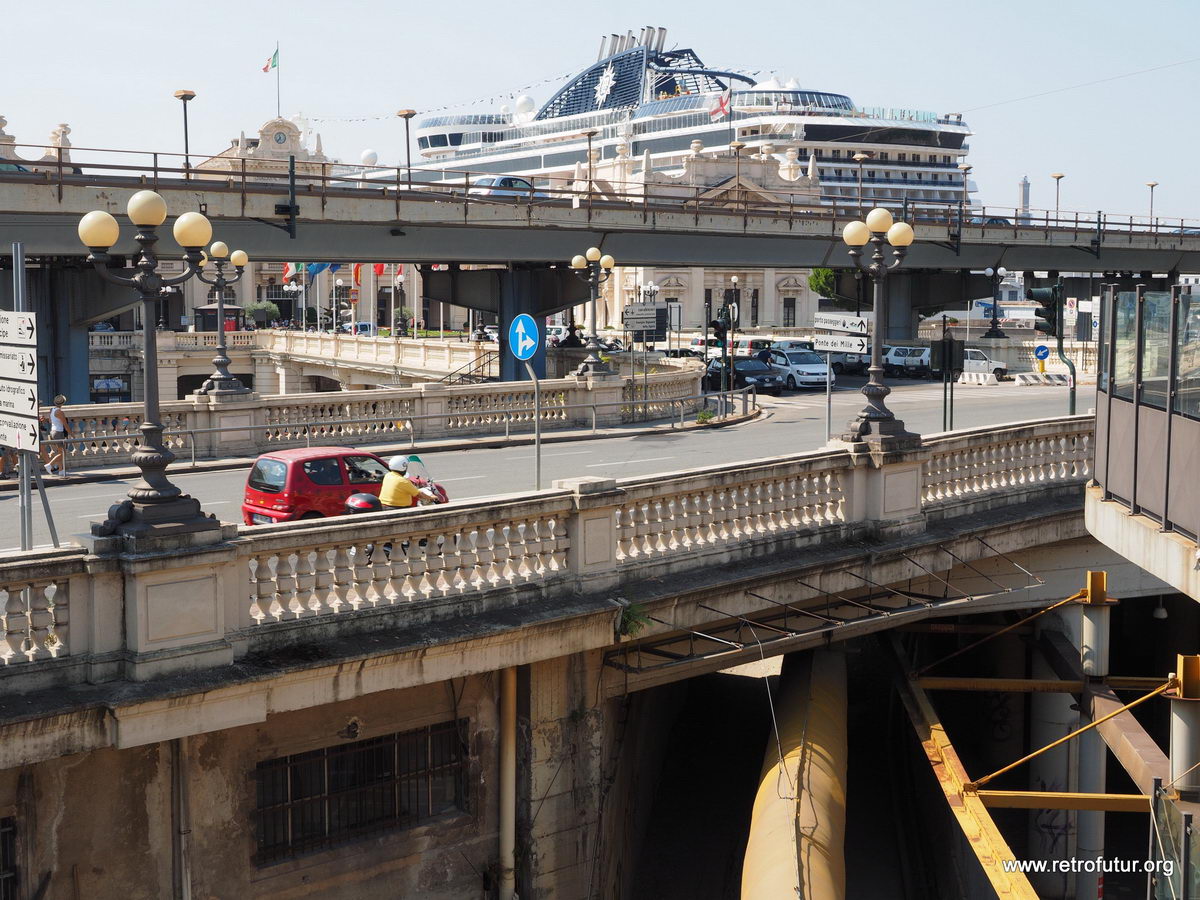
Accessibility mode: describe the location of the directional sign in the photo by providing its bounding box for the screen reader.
[0,415,39,453]
[1035,344,1050,360]
[813,311,873,335]
[622,302,661,329]
[0,346,37,383]
[813,334,869,355]
[508,314,539,361]
[0,311,37,347]
[0,310,39,452]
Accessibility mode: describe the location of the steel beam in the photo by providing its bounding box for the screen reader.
[976,790,1149,813]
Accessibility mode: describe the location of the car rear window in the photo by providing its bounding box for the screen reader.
[248,458,288,494]
[735,360,771,372]
[303,458,344,486]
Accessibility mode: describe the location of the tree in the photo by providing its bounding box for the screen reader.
[242,299,280,323]
[808,268,837,300]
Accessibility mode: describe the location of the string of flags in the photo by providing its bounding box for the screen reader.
[281,262,404,284]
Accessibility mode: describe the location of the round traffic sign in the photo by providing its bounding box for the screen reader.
[508,314,539,361]
[1035,345,1050,360]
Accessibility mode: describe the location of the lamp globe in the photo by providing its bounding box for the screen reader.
[127,190,168,227]
[842,220,871,247]
[887,222,915,247]
[173,212,212,249]
[78,210,120,250]
[865,207,894,234]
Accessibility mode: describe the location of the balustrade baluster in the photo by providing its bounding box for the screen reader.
[352,544,375,606]
[331,547,354,611]
[27,583,53,658]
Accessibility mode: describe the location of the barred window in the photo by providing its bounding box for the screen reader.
[0,818,16,900]
[782,297,796,327]
[254,720,468,866]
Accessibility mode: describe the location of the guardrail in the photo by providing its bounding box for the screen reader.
[2,139,1197,238]
[0,414,1092,684]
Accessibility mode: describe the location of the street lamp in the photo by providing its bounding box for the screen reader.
[396,109,417,191]
[77,190,220,536]
[1147,181,1159,228]
[569,247,615,376]
[840,207,917,446]
[982,266,1007,339]
[283,279,306,329]
[852,151,874,218]
[957,163,972,227]
[174,89,195,179]
[193,242,251,394]
[1051,172,1064,221]
[335,277,346,333]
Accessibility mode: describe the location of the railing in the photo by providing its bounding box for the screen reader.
[3,139,1199,238]
[44,372,710,470]
[441,350,499,385]
[0,414,1091,684]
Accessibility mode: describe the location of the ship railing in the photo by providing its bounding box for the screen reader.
[1,140,1198,239]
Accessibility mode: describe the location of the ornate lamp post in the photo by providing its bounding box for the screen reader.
[283,279,305,328]
[193,241,251,394]
[77,190,219,536]
[569,247,615,375]
[840,207,917,447]
[982,266,1007,339]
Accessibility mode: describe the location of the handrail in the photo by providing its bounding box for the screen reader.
[2,139,1198,236]
[440,349,499,385]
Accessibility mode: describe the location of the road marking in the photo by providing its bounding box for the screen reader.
[586,456,675,467]
[505,450,593,460]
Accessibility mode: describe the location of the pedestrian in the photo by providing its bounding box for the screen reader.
[755,346,772,364]
[46,394,69,475]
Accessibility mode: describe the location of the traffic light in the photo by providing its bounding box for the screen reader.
[1027,283,1061,337]
[710,316,727,342]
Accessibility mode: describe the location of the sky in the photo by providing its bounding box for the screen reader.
[3,0,1198,219]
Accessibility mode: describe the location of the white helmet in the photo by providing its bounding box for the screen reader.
[387,456,409,473]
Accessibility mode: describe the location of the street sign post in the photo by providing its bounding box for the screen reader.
[813,334,869,355]
[508,314,542,488]
[813,311,873,335]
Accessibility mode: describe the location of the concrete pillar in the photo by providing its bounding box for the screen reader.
[497,268,546,382]
[689,266,705,327]
[1029,613,1076,900]
[761,268,777,328]
[1076,572,1111,900]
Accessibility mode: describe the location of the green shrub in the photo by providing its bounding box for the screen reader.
[696,409,715,424]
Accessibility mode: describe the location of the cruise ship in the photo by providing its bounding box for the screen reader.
[411,27,974,211]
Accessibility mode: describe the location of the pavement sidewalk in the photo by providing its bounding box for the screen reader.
[2,407,760,491]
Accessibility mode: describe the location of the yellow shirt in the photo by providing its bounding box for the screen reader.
[379,472,422,508]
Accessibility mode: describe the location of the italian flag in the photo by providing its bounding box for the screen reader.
[282,262,302,281]
[262,49,278,73]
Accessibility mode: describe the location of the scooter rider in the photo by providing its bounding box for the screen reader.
[379,456,435,509]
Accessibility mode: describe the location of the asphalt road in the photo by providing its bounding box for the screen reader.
[1,377,1089,551]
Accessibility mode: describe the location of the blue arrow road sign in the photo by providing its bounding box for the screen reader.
[508,314,539,361]
[1035,345,1050,360]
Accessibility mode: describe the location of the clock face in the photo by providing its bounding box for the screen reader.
[273,131,287,145]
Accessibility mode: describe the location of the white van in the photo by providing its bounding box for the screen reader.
[963,347,1006,378]
[689,336,724,359]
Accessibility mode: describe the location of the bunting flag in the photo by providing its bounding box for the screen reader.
[352,263,363,286]
[262,49,278,73]
[373,263,386,276]
[328,264,342,274]
[306,263,330,276]
[281,262,302,281]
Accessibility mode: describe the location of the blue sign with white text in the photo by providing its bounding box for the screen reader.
[1035,345,1050,360]
[508,314,539,361]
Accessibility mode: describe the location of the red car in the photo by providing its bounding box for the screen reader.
[242,447,393,525]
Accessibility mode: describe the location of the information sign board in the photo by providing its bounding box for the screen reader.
[813,311,873,335]
[813,334,869,355]
[0,310,37,451]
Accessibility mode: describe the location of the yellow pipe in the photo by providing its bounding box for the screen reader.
[741,650,847,900]
[499,667,516,899]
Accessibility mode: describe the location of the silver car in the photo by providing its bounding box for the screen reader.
[768,349,833,390]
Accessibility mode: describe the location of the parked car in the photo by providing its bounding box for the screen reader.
[242,448,394,524]
[774,339,864,374]
[734,338,775,356]
[0,162,30,174]
[690,337,724,359]
[768,349,833,390]
[468,176,543,199]
[89,322,116,332]
[969,216,1012,226]
[337,321,378,336]
[483,325,500,342]
[704,356,784,395]
[545,324,570,345]
[883,346,931,377]
[963,347,1007,379]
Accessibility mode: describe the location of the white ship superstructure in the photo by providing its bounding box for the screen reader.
[411,27,973,211]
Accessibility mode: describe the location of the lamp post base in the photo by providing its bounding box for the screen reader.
[90,495,222,540]
[194,376,253,396]
[840,415,922,451]
[981,325,1007,339]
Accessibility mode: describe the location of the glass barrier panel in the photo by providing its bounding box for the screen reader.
[1141,292,1173,409]
[1177,287,1200,418]
[1098,288,1110,391]
[1155,792,1184,900]
[1113,291,1138,401]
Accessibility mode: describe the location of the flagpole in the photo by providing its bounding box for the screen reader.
[275,42,281,118]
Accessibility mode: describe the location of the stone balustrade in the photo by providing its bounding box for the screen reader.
[49,368,703,469]
[0,415,1094,691]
